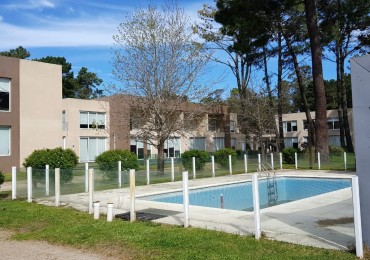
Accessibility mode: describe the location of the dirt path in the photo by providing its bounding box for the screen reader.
[0,229,116,260]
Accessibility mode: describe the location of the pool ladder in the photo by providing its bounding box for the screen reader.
[258,162,278,206]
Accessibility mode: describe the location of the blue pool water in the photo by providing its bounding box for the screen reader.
[141,177,351,211]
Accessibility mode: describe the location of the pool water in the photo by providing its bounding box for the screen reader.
[141,177,351,211]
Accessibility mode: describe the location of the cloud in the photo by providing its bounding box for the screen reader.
[1,0,55,10]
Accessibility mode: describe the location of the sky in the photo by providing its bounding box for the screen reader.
[0,0,339,97]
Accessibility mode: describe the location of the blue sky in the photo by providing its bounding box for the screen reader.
[0,0,339,96]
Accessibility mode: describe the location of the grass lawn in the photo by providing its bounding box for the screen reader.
[0,197,360,260]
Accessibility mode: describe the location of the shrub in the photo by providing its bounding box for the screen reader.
[214,148,237,168]
[0,170,4,186]
[96,150,139,180]
[23,147,78,184]
[282,147,298,164]
[329,145,345,156]
[182,150,209,170]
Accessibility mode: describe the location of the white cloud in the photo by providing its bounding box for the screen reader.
[1,0,55,10]
[0,16,3,22]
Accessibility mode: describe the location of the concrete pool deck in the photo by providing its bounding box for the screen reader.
[36,170,356,251]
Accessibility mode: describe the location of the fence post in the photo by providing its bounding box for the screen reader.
[351,176,363,258]
[45,165,49,196]
[130,169,136,222]
[252,174,261,240]
[295,152,298,170]
[344,152,347,171]
[244,154,248,173]
[93,201,100,219]
[258,154,261,171]
[171,157,175,182]
[270,153,274,170]
[229,155,232,175]
[279,152,283,170]
[55,168,60,207]
[192,157,196,180]
[88,168,94,214]
[27,167,32,203]
[118,161,122,188]
[182,171,189,228]
[107,203,113,222]
[317,152,321,170]
[146,159,150,185]
[11,166,16,199]
[211,155,215,177]
[85,162,89,193]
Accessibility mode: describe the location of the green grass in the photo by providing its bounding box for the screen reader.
[0,199,359,260]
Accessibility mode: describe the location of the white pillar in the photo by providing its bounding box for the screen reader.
[295,152,298,170]
[11,166,16,200]
[270,153,274,170]
[171,157,175,182]
[344,152,347,171]
[244,154,248,173]
[55,168,60,207]
[118,161,122,188]
[192,157,196,180]
[352,176,363,258]
[146,159,150,185]
[27,167,32,203]
[229,155,232,175]
[93,201,100,220]
[258,154,261,171]
[211,156,215,177]
[88,168,94,214]
[45,165,49,196]
[107,203,113,222]
[279,152,283,170]
[130,169,136,222]
[317,152,321,170]
[252,174,261,240]
[182,171,189,228]
[85,162,89,193]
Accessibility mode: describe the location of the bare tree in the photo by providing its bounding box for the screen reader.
[111,4,212,173]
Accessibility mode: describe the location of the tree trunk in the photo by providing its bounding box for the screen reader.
[304,0,329,162]
[277,31,285,152]
[335,52,346,147]
[156,140,165,175]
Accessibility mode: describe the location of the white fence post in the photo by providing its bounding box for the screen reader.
[85,162,89,193]
[27,167,32,203]
[55,168,60,207]
[211,156,215,177]
[252,174,261,240]
[295,152,298,170]
[270,153,274,170]
[279,152,283,170]
[171,157,175,182]
[317,152,321,170]
[118,161,122,188]
[182,171,189,228]
[130,169,136,222]
[244,154,248,173]
[229,155,232,175]
[192,157,196,180]
[344,152,347,171]
[146,159,150,185]
[351,176,363,258]
[45,165,49,196]
[107,203,113,222]
[93,201,100,220]
[258,154,261,171]
[88,168,94,214]
[11,166,16,200]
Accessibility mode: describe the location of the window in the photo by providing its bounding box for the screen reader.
[0,126,11,156]
[164,138,181,158]
[231,138,236,150]
[213,137,225,151]
[0,78,10,111]
[327,117,340,130]
[230,121,236,133]
[130,140,145,159]
[80,137,106,162]
[284,137,298,149]
[189,137,206,151]
[283,121,297,133]
[80,111,106,129]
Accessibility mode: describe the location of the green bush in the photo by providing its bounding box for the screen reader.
[329,145,345,156]
[282,147,298,164]
[182,150,209,170]
[96,150,139,180]
[23,147,78,184]
[0,170,4,186]
[214,148,237,168]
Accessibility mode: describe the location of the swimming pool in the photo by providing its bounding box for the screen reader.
[141,177,351,211]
